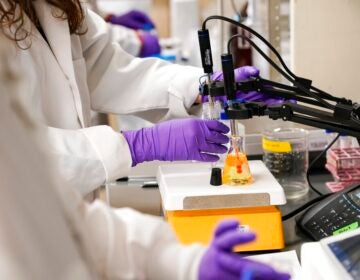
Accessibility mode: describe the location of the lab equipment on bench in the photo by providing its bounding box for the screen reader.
[220,52,253,186]
[197,15,360,139]
[325,147,360,192]
[321,228,360,280]
[263,127,309,199]
[297,183,360,241]
[327,147,360,171]
[222,123,253,185]
[301,228,360,280]
[197,14,360,239]
[157,161,286,252]
[198,29,218,121]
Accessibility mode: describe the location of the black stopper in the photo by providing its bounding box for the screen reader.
[210,167,222,186]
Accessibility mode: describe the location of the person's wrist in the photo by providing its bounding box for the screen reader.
[136,31,145,55]
[104,13,114,22]
[123,127,156,166]
[138,32,160,57]
[195,94,202,105]
[122,130,140,166]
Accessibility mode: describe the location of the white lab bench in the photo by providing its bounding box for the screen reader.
[106,161,164,215]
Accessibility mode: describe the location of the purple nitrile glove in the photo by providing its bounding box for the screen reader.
[201,66,259,103]
[139,32,161,57]
[211,65,260,81]
[199,220,291,280]
[200,95,228,104]
[202,66,286,105]
[107,10,155,30]
[122,118,229,166]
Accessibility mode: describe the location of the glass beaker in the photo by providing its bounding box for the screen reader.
[263,127,309,199]
[223,135,253,185]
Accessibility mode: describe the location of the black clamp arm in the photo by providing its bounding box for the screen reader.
[200,74,360,137]
[225,101,360,138]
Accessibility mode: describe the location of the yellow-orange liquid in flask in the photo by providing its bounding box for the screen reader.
[222,136,253,185]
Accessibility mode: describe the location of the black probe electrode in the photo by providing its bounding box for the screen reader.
[221,54,237,101]
[199,29,225,186]
[198,29,214,74]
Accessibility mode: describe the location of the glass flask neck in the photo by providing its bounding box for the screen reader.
[228,135,245,154]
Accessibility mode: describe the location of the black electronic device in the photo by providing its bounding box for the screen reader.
[297,184,360,241]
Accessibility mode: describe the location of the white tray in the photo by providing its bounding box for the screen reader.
[157,160,286,211]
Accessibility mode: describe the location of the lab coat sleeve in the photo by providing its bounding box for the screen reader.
[47,125,132,195]
[108,24,142,57]
[83,201,206,279]
[80,9,203,123]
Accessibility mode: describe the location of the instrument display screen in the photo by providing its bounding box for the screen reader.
[348,188,360,207]
[328,234,360,279]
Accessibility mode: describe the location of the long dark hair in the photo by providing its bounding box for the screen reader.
[0,0,85,45]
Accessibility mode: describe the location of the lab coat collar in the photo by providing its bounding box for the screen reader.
[32,0,75,82]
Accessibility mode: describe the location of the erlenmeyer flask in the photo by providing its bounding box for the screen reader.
[222,135,253,185]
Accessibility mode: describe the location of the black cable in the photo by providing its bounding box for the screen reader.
[281,133,340,221]
[352,118,360,126]
[199,74,208,84]
[351,113,360,125]
[205,15,338,101]
[204,16,295,79]
[281,194,331,221]
[203,15,336,109]
[227,34,296,85]
[227,33,336,110]
[310,84,341,102]
[227,37,339,103]
[306,133,340,195]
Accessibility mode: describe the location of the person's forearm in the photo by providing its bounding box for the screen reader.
[81,10,202,122]
[47,125,132,195]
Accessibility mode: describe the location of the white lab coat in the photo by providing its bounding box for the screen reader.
[86,0,143,56]
[4,0,202,195]
[0,39,205,280]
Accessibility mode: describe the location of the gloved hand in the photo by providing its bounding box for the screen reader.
[123,118,229,166]
[199,220,291,280]
[202,66,286,105]
[138,31,161,57]
[211,65,260,82]
[107,10,155,30]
